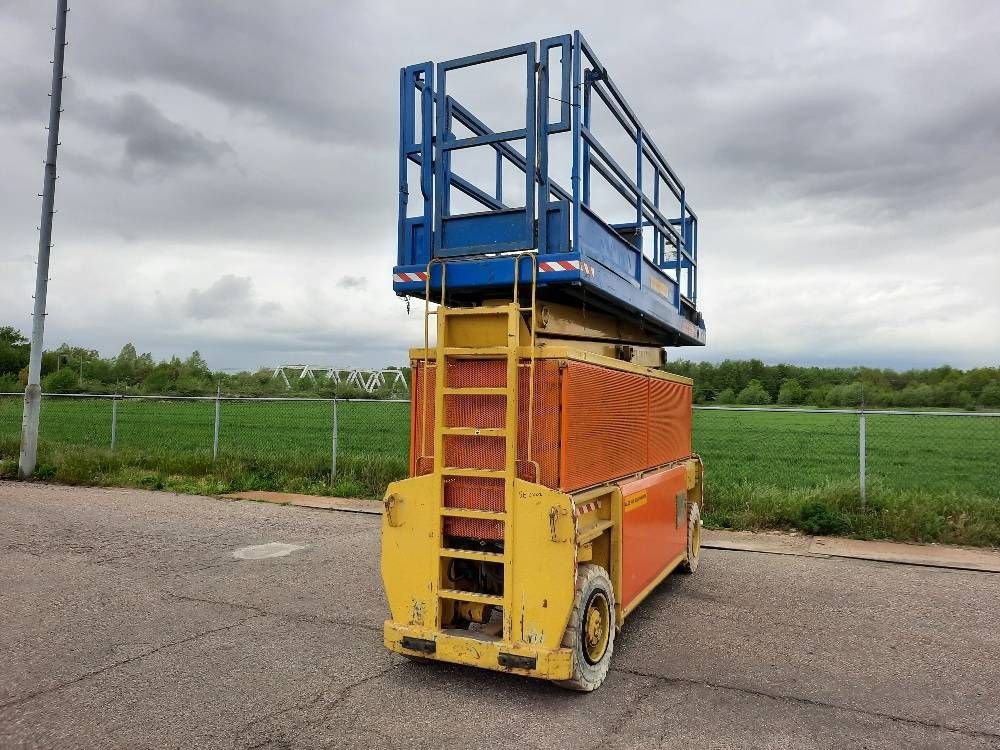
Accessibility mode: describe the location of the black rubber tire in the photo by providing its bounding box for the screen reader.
[553,564,615,692]
[679,502,701,574]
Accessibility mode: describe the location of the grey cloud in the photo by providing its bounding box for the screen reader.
[2,2,999,371]
[185,275,255,320]
[710,86,1000,218]
[67,1,390,146]
[0,65,49,124]
[75,92,233,176]
[336,275,367,289]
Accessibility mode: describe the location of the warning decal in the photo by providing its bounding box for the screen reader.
[624,490,648,513]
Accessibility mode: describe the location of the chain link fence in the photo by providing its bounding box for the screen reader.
[693,405,1000,505]
[1,393,998,501]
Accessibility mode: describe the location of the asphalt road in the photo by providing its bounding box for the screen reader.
[1,481,998,750]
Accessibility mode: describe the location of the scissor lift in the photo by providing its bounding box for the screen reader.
[382,32,706,690]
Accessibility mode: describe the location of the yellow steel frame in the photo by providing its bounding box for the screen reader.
[382,473,579,678]
[382,459,705,678]
[409,344,693,386]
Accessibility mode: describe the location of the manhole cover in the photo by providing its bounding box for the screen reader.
[232,543,305,560]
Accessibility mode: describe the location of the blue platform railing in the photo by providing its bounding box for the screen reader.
[397,31,700,331]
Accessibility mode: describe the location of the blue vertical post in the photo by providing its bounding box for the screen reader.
[397,68,408,266]
[536,50,549,255]
[570,31,582,254]
[676,189,685,310]
[582,75,592,207]
[635,129,643,282]
[495,150,503,203]
[419,66,434,264]
[692,216,698,302]
[523,43,538,253]
[686,216,694,300]
[653,172,660,266]
[432,65,447,254]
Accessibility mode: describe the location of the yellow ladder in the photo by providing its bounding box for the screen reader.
[419,255,539,642]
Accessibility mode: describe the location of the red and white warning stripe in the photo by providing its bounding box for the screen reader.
[538,260,578,273]
[393,271,428,283]
[539,259,595,277]
[573,500,603,517]
[396,262,595,283]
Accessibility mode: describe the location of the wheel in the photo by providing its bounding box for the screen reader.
[553,564,615,692]
[679,502,702,574]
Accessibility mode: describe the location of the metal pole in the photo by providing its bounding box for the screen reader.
[212,385,221,461]
[859,410,867,508]
[330,398,339,485]
[19,0,69,479]
[110,396,117,452]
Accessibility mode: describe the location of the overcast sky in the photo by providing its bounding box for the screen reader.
[1,1,998,371]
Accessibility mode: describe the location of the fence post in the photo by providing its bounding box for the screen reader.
[212,386,221,461]
[330,398,339,485]
[110,396,118,452]
[859,410,867,507]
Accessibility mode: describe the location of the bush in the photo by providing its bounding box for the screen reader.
[954,391,975,411]
[894,384,934,408]
[0,375,22,393]
[42,367,80,393]
[777,378,805,405]
[737,379,771,405]
[716,388,737,404]
[825,383,863,407]
[979,381,1000,408]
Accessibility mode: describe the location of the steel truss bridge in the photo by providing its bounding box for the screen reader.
[272,365,409,394]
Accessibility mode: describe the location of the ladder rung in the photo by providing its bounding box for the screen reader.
[439,589,503,607]
[439,548,504,563]
[442,387,508,397]
[443,307,511,317]
[440,507,506,521]
[442,346,508,356]
[441,427,507,437]
[442,467,507,479]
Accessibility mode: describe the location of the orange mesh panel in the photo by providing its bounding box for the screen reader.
[516,360,561,486]
[560,361,650,492]
[446,359,505,388]
[648,378,692,466]
[444,477,504,540]
[443,435,505,470]
[410,359,561,487]
[409,361,436,476]
[445,517,505,540]
[444,476,505,511]
[409,358,562,541]
[413,357,692,537]
[445,394,504,429]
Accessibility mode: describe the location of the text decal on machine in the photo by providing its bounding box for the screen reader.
[624,490,648,513]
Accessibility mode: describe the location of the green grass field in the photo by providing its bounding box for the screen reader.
[1,396,998,545]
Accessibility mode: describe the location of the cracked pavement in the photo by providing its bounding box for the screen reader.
[1,481,998,749]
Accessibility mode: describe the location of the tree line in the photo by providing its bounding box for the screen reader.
[0,326,407,398]
[667,358,1000,410]
[3,326,998,408]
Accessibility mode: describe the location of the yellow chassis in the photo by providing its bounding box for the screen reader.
[381,459,703,681]
[384,622,575,679]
